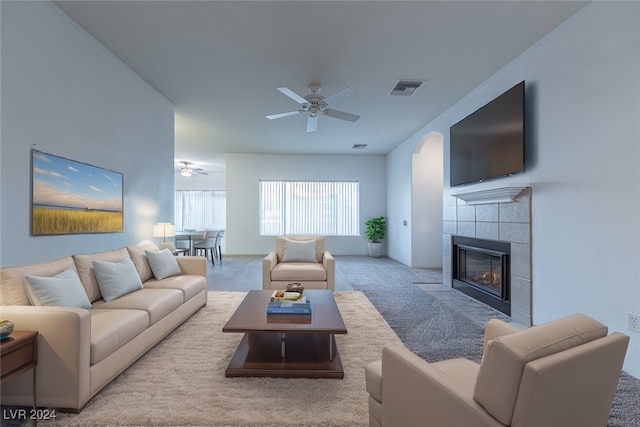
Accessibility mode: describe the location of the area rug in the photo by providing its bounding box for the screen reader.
[41,291,401,427]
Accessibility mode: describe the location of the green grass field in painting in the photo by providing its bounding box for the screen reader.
[33,207,123,235]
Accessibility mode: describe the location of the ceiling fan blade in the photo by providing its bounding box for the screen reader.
[323,87,355,105]
[276,87,308,105]
[194,170,209,175]
[323,108,360,122]
[307,115,318,132]
[265,110,302,120]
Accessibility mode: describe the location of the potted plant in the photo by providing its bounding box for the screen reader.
[365,216,386,257]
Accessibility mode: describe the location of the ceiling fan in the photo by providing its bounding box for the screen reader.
[266,83,360,132]
[175,161,208,177]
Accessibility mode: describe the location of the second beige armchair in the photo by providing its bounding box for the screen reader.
[263,236,335,290]
[365,313,629,427]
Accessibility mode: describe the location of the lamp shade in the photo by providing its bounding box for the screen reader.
[153,223,176,239]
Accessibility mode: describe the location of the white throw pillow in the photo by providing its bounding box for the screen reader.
[25,268,91,309]
[92,257,143,302]
[282,239,317,263]
[145,248,182,280]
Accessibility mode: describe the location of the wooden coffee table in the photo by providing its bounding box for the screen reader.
[222,290,347,378]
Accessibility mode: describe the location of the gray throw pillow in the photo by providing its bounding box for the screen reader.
[282,239,317,263]
[92,257,143,302]
[145,248,182,280]
[25,268,92,309]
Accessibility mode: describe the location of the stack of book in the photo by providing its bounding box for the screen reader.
[267,291,312,314]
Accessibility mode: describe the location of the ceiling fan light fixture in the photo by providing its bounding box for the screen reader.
[180,167,192,177]
[266,83,360,132]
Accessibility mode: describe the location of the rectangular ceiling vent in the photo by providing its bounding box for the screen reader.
[352,144,368,149]
[390,80,425,96]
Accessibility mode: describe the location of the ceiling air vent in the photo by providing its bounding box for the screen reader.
[390,80,425,96]
[352,144,368,149]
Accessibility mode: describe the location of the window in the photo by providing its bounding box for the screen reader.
[174,190,226,231]
[259,181,359,236]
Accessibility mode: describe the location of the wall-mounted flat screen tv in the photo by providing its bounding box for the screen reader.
[450,81,525,187]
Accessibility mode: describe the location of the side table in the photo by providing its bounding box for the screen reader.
[1,331,39,409]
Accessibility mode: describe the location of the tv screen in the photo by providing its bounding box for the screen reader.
[450,81,525,187]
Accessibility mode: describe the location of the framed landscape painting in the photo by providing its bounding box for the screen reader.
[31,149,124,235]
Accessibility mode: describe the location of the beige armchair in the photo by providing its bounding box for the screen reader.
[263,236,335,290]
[365,313,629,427]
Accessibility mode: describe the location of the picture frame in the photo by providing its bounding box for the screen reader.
[31,149,124,235]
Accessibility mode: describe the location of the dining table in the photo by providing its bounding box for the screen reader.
[174,230,205,255]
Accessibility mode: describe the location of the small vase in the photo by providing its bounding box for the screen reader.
[0,319,14,340]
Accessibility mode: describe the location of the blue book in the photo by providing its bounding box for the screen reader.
[266,301,312,314]
[267,296,309,309]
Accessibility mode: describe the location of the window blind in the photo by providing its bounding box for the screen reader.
[259,181,359,236]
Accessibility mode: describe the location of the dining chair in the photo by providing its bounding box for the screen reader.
[214,230,225,261]
[175,235,191,250]
[193,230,218,264]
[190,232,206,246]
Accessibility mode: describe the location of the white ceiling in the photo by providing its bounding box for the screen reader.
[54,1,587,173]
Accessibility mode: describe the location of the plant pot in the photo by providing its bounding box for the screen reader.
[368,242,383,258]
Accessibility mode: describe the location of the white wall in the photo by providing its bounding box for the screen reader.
[226,153,386,256]
[386,140,414,265]
[0,1,175,267]
[389,2,640,377]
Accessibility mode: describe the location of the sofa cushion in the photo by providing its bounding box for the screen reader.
[91,288,183,326]
[127,243,159,282]
[0,256,76,306]
[365,360,383,403]
[73,248,131,302]
[143,275,206,302]
[24,268,91,309]
[92,258,143,302]
[473,313,608,425]
[282,238,317,263]
[145,249,182,280]
[271,262,327,281]
[90,308,149,364]
[431,358,480,392]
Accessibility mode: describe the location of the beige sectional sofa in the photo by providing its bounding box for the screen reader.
[0,244,207,411]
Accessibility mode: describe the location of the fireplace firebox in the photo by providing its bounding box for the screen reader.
[452,236,510,315]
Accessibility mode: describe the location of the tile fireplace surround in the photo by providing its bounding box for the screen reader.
[443,185,532,326]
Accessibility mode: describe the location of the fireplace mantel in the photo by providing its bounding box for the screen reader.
[452,183,530,205]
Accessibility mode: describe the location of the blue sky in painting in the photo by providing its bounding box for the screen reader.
[32,151,123,211]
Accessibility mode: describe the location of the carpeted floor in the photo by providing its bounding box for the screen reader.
[209,255,640,427]
[337,256,640,427]
[3,255,639,426]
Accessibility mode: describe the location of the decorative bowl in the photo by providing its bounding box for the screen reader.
[286,283,304,294]
[0,319,14,340]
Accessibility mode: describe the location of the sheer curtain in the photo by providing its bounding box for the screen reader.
[174,190,226,231]
[259,181,359,236]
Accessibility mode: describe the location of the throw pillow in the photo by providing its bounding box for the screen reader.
[24,268,92,309]
[92,257,143,302]
[145,248,182,280]
[126,244,158,282]
[282,239,317,263]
